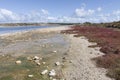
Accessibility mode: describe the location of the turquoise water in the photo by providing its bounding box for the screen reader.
[0,26,55,34]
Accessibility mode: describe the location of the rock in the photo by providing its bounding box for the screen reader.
[33,56,39,60]
[69,60,72,63]
[55,62,60,66]
[28,75,34,78]
[40,58,43,60]
[15,60,22,64]
[53,51,57,53]
[27,57,32,61]
[53,79,57,80]
[62,57,66,60]
[42,62,46,64]
[41,70,48,75]
[34,60,40,63]
[49,69,56,77]
[37,62,41,66]
[49,77,53,79]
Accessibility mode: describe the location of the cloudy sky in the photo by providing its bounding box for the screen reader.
[0,0,120,23]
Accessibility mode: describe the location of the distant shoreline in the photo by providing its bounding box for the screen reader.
[0,25,70,37]
[0,23,74,27]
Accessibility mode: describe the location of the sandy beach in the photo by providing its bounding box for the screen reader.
[0,26,114,80]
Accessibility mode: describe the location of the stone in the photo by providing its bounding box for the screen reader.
[37,62,41,66]
[41,70,48,75]
[27,57,32,61]
[28,75,34,78]
[53,51,57,53]
[34,60,40,63]
[49,69,56,77]
[42,62,46,64]
[55,62,60,66]
[15,60,22,64]
[33,56,39,60]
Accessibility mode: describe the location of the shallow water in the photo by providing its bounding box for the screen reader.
[0,26,56,34]
[0,32,69,56]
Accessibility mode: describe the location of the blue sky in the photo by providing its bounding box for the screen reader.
[0,0,119,23]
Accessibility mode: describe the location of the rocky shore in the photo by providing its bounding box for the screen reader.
[0,26,114,80]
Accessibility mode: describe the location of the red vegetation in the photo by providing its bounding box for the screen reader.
[62,26,120,55]
[61,26,120,80]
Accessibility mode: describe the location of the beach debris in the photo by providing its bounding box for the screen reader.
[33,56,39,60]
[55,62,60,66]
[49,69,56,77]
[28,75,34,78]
[41,69,48,75]
[15,60,22,64]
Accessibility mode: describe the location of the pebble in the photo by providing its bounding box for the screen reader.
[15,60,22,64]
[34,60,40,63]
[49,69,56,77]
[28,75,34,78]
[33,56,39,60]
[53,51,57,53]
[42,62,46,64]
[41,70,48,75]
[27,57,32,61]
[37,62,41,66]
[55,62,60,66]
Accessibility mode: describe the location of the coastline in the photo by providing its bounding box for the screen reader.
[0,26,114,80]
[0,26,70,37]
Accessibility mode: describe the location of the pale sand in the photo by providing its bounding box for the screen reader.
[63,34,114,80]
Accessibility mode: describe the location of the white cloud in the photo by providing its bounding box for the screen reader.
[75,7,95,17]
[0,7,119,23]
[41,9,49,15]
[113,10,120,15]
[97,7,102,12]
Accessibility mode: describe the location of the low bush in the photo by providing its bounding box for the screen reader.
[61,26,120,80]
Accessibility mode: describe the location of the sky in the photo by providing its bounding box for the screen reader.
[0,0,120,23]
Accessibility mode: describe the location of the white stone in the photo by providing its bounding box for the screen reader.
[37,62,41,66]
[49,69,56,77]
[55,62,60,66]
[33,56,39,60]
[27,57,32,61]
[15,60,22,64]
[41,70,48,75]
[53,51,57,53]
[42,62,46,64]
[28,75,34,78]
[34,60,40,63]
[53,79,56,80]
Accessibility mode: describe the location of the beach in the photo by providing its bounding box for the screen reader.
[0,26,113,80]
